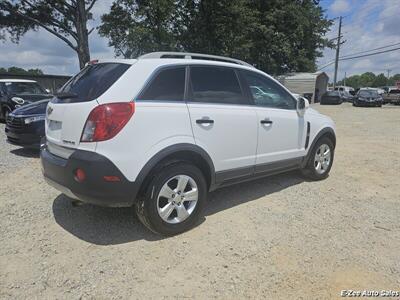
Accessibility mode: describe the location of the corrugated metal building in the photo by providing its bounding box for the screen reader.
[278,72,329,103]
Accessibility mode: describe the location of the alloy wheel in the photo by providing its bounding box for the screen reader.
[314,144,331,174]
[157,175,199,224]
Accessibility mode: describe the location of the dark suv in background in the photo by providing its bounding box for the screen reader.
[320,91,343,105]
[0,79,52,122]
[1,79,52,148]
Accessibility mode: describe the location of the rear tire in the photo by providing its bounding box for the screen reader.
[135,162,207,236]
[301,137,334,181]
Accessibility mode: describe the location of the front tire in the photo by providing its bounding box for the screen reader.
[135,162,207,236]
[301,137,334,181]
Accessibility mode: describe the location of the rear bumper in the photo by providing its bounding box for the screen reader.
[40,146,138,207]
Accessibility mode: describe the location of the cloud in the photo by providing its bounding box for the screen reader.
[0,1,114,75]
[330,0,351,14]
[319,0,400,81]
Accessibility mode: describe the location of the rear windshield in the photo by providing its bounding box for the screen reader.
[56,63,130,103]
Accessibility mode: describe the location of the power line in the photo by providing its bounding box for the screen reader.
[318,47,400,71]
[340,46,400,61]
[340,41,400,58]
[318,42,400,70]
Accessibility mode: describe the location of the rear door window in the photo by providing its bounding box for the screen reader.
[189,66,246,105]
[56,63,130,103]
[138,67,185,101]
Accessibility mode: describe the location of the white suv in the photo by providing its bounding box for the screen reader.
[41,52,336,235]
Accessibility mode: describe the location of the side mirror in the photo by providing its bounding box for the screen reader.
[45,89,51,94]
[297,97,309,116]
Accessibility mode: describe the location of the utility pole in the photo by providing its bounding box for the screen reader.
[333,16,343,89]
[344,71,347,87]
[386,69,391,85]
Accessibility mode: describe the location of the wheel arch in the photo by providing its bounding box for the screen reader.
[302,127,336,168]
[134,143,216,199]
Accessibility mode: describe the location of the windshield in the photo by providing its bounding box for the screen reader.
[359,90,378,97]
[5,82,46,95]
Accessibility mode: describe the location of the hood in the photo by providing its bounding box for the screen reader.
[11,93,53,104]
[307,107,322,116]
[12,99,49,116]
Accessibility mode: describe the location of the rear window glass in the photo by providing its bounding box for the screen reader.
[389,89,400,94]
[138,67,185,101]
[56,63,130,102]
[189,66,245,105]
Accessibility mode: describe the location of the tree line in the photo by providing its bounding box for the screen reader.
[337,72,400,89]
[0,66,43,75]
[0,0,333,75]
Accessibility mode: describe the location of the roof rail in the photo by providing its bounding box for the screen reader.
[138,52,254,68]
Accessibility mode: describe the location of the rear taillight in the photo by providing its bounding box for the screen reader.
[81,102,135,142]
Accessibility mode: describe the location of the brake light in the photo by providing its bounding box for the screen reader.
[81,102,135,142]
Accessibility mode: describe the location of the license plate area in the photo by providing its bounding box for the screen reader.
[47,120,62,139]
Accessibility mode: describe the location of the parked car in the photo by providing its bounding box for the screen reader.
[382,89,400,105]
[334,85,355,95]
[353,89,383,107]
[339,90,354,102]
[41,52,336,235]
[5,99,49,148]
[320,91,343,105]
[0,79,52,122]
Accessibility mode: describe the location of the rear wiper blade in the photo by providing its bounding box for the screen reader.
[54,92,78,99]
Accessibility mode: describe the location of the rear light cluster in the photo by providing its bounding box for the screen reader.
[81,102,135,142]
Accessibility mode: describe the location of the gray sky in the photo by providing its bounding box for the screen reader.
[0,0,399,81]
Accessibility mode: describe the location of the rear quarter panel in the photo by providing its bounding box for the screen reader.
[94,101,195,182]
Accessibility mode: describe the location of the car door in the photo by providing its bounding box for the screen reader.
[240,70,306,172]
[186,65,258,182]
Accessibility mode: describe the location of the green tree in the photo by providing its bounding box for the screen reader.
[27,68,43,75]
[6,66,28,75]
[373,73,387,87]
[99,0,180,58]
[388,74,400,86]
[0,0,99,69]
[0,66,44,75]
[359,72,376,87]
[99,0,333,75]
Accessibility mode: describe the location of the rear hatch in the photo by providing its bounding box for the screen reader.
[46,62,131,155]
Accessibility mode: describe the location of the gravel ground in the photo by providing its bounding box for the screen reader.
[1,103,399,299]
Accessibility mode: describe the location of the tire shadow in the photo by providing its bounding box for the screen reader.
[52,171,304,245]
[10,148,40,158]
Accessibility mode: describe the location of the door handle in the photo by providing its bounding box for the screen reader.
[196,119,214,124]
[260,119,273,124]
